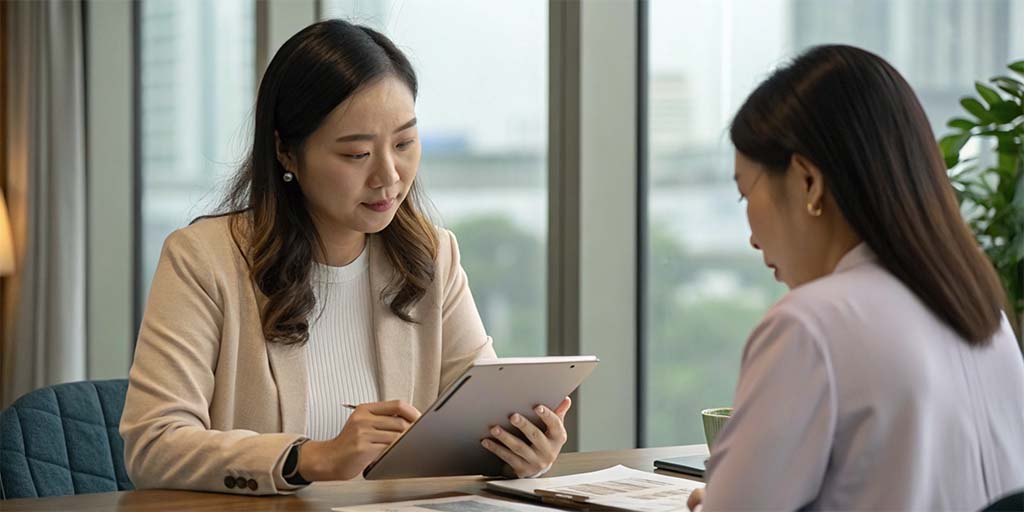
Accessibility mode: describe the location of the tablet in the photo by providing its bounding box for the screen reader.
[363,355,599,480]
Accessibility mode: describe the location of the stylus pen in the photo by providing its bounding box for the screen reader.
[343,403,409,419]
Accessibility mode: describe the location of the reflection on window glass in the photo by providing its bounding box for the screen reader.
[139,0,255,301]
[322,1,549,356]
[644,0,1024,446]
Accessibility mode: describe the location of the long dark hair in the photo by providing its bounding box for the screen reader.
[215,20,437,346]
[731,44,1007,345]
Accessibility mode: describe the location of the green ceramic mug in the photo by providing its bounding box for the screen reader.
[701,407,733,449]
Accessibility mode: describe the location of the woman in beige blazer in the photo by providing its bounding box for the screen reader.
[120,20,570,495]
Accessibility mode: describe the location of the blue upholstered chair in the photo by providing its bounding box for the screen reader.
[0,379,134,499]
[981,489,1024,512]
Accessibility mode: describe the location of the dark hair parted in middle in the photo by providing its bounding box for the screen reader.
[217,19,437,346]
[731,44,1008,345]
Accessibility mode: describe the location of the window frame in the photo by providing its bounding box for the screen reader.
[104,0,646,450]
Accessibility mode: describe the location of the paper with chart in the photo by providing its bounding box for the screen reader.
[332,495,562,512]
[486,465,703,512]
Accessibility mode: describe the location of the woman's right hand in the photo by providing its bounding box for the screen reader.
[297,400,421,481]
[687,488,705,511]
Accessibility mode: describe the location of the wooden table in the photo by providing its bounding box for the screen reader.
[0,445,708,511]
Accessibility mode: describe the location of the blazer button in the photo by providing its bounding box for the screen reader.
[224,476,236,489]
[248,479,258,491]
[235,476,247,489]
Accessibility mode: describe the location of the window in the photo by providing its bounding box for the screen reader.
[642,0,1024,446]
[138,0,256,302]
[322,1,550,356]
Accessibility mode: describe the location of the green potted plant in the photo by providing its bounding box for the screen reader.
[939,59,1024,343]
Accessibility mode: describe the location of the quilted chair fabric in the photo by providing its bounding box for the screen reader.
[0,379,134,499]
[981,489,1023,511]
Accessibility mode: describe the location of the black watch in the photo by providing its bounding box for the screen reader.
[282,442,311,486]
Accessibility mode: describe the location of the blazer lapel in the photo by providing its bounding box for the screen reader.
[234,215,308,435]
[256,283,309,435]
[368,235,416,404]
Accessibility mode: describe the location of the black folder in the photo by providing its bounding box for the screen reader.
[654,454,707,477]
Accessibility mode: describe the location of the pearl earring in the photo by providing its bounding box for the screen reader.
[807,203,822,217]
[283,172,295,183]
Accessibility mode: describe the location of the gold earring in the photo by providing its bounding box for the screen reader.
[807,203,822,217]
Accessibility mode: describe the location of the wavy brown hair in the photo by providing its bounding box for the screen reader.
[208,20,437,346]
[731,45,1008,345]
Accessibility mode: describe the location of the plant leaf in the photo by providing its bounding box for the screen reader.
[992,74,1024,87]
[997,133,1021,155]
[989,202,1015,225]
[1010,60,1024,75]
[976,82,1004,106]
[997,85,1024,99]
[939,133,971,168]
[960,190,993,209]
[976,172,999,196]
[995,233,1024,268]
[947,118,978,131]
[991,101,1023,124]
[1013,162,1024,209]
[961,97,995,123]
[991,76,1024,97]
[984,244,1003,262]
[993,157,1017,181]
[985,223,1009,240]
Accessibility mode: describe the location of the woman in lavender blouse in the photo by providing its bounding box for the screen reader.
[688,45,1024,511]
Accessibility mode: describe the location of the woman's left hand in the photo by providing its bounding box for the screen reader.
[481,397,572,478]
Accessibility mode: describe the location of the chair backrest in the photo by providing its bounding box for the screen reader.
[981,489,1024,512]
[0,379,134,499]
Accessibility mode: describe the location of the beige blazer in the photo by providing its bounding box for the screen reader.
[120,215,496,495]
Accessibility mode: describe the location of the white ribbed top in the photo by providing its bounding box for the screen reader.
[304,246,380,441]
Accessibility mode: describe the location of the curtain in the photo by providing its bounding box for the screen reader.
[1,0,87,407]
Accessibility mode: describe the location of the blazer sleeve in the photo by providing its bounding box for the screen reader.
[437,229,498,392]
[702,308,837,511]
[119,228,306,495]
